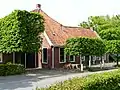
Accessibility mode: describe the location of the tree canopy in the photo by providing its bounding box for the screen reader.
[80,14,120,66]
[105,40,120,66]
[0,10,44,53]
[105,40,120,54]
[79,15,120,40]
[99,28,120,40]
[64,37,105,56]
[79,16,111,32]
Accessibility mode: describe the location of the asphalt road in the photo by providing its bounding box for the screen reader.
[0,69,116,90]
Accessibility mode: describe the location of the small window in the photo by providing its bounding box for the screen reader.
[96,56,101,60]
[69,55,75,62]
[102,54,106,60]
[59,48,66,63]
[42,48,48,64]
[92,56,96,61]
[81,56,85,61]
[92,56,96,64]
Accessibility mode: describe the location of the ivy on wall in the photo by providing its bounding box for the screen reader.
[0,10,44,53]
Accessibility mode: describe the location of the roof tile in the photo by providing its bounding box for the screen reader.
[33,9,98,46]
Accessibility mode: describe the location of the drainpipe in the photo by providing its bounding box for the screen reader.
[52,47,54,68]
[25,53,26,68]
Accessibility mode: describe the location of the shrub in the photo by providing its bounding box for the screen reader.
[38,70,120,90]
[0,63,25,76]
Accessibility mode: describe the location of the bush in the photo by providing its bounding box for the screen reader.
[0,63,25,76]
[38,70,120,90]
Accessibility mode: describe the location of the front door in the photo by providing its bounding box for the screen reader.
[26,53,35,68]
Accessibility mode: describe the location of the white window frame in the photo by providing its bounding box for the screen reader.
[59,48,66,63]
[102,54,106,60]
[93,56,96,61]
[69,55,75,62]
[92,56,96,64]
[81,55,85,61]
[0,53,3,63]
[42,47,48,64]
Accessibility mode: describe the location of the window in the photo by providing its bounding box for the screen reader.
[102,54,106,60]
[96,56,101,60]
[42,48,48,63]
[59,48,66,63]
[0,53,2,63]
[81,56,85,61]
[92,56,96,60]
[92,56,96,64]
[69,55,75,62]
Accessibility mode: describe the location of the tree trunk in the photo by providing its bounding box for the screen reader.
[117,54,119,66]
[100,55,102,69]
[13,52,15,64]
[89,56,91,68]
[79,54,83,71]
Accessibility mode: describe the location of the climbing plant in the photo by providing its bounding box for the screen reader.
[0,10,44,53]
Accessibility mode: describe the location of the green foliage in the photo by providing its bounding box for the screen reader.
[80,15,120,40]
[0,63,25,76]
[99,28,120,40]
[0,10,44,53]
[80,15,112,32]
[37,70,120,90]
[65,37,105,56]
[79,21,90,29]
[105,40,120,54]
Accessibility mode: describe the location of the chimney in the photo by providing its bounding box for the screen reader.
[61,24,63,30]
[36,4,41,10]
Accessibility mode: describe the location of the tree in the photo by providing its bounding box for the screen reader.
[80,15,120,65]
[99,28,120,40]
[79,15,112,33]
[65,37,105,56]
[65,37,106,69]
[79,21,90,29]
[105,40,120,66]
[0,10,44,53]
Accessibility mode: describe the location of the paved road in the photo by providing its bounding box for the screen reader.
[0,69,117,90]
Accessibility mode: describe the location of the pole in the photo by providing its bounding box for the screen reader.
[13,52,15,64]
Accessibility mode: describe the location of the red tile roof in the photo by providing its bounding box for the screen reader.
[33,9,98,46]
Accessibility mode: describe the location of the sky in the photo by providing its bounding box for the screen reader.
[0,0,120,26]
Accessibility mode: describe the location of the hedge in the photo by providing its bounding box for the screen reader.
[0,63,25,76]
[38,70,120,90]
